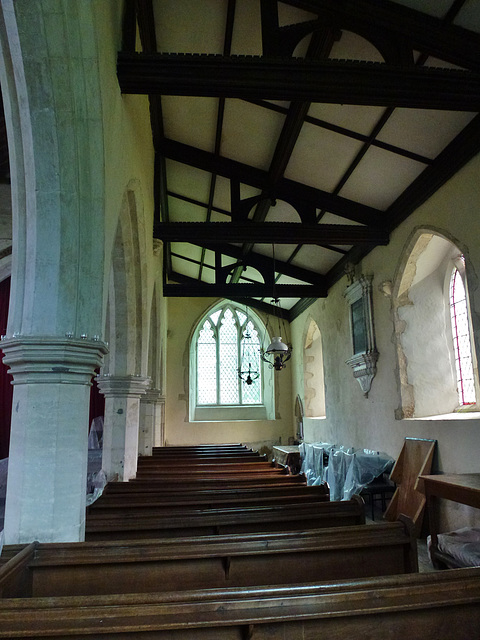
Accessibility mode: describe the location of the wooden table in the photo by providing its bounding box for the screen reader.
[272,445,301,474]
[419,473,480,568]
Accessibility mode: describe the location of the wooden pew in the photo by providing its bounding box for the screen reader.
[152,444,252,454]
[85,497,365,540]
[0,521,417,598]
[124,474,307,490]
[146,454,268,463]
[1,567,479,638]
[88,484,330,512]
[87,492,329,518]
[136,458,273,468]
[135,463,283,478]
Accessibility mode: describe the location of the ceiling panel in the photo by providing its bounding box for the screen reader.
[162,96,218,152]
[165,160,211,204]
[154,0,227,53]
[277,3,317,26]
[252,244,299,262]
[320,212,364,226]
[221,99,286,170]
[330,29,386,62]
[284,122,365,191]
[307,103,388,136]
[212,175,232,213]
[392,0,456,18]
[171,255,200,280]
[291,244,343,274]
[339,146,427,210]
[230,0,263,55]
[168,198,207,223]
[133,0,480,321]
[170,243,203,262]
[264,200,302,223]
[376,109,477,159]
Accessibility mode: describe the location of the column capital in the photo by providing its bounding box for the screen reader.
[141,388,165,403]
[96,374,151,397]
[1,336,108,385]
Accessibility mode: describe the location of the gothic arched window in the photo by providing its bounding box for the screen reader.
[190,302,274,422]
[449,261,477,406]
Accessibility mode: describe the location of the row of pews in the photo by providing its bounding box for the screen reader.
[1,443,480,638]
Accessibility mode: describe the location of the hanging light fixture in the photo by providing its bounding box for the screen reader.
[238,307,260,385]
[260,298,292,371]
[260,245,292,371]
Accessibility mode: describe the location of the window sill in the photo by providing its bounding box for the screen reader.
[405,411,480,421]
[193,404,270,422]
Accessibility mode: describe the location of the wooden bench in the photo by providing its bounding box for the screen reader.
[87,492,330,517]
[145,454,268,464]
[0,520,417,598]
[135,464,284,478]
[137,458,273,468]
[1,566,479,638]
[85,497,365,540]
[152,444,253,454]
[89,484,330,511]
[124,474,307,491]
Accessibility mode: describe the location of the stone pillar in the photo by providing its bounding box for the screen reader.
[139,389,165,455]
[2,336,108,544]
[155,394,166,448]
[97,374,150,481]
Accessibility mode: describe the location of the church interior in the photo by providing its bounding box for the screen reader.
[0,0,480,636]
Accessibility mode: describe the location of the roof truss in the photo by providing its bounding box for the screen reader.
[122,0,480,321]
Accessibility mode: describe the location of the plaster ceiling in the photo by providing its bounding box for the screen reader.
[118,0,480,320]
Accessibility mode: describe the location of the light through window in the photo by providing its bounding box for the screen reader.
[197,306,262,406]
[449,263,476,406]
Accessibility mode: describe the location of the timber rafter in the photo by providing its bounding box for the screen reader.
[121,0,480,318]
[154,222,388,246]
[117,54,480,111]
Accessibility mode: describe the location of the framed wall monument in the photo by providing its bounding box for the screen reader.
[344,274,379,397]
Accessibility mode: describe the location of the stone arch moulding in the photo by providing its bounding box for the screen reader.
[105,182,149,377]
[303,316,326,418]
[391,226,479,419]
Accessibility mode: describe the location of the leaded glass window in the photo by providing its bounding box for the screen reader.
[450,263,476,406]
[196,305,262,406]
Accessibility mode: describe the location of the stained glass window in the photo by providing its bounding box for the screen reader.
[450,263,476,406]
[196,305,262,406]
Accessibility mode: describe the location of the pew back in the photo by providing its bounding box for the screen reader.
[85,497,366,540]
[0,521,416,598]
[0,568,479,639]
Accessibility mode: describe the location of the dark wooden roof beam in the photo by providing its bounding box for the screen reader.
[154,222,388,246]
[118,54,480,111]
[282,0,480,72]
[160,138,384,227]
[164,281,326,298]
[192,241,326,285]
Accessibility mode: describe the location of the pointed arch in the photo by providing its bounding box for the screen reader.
[189,300,275,422]
[106,182,149,376]
[392,228,479,418]
[303,316,326,418]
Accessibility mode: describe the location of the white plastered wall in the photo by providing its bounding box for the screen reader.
[290,152,480,532]
[165,296,295,457]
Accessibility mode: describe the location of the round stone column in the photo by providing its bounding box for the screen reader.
[96,374,151,481]
[2,336,108,544]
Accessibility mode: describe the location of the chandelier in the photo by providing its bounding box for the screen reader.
[238,308,261,385]
[260,297,292,371]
